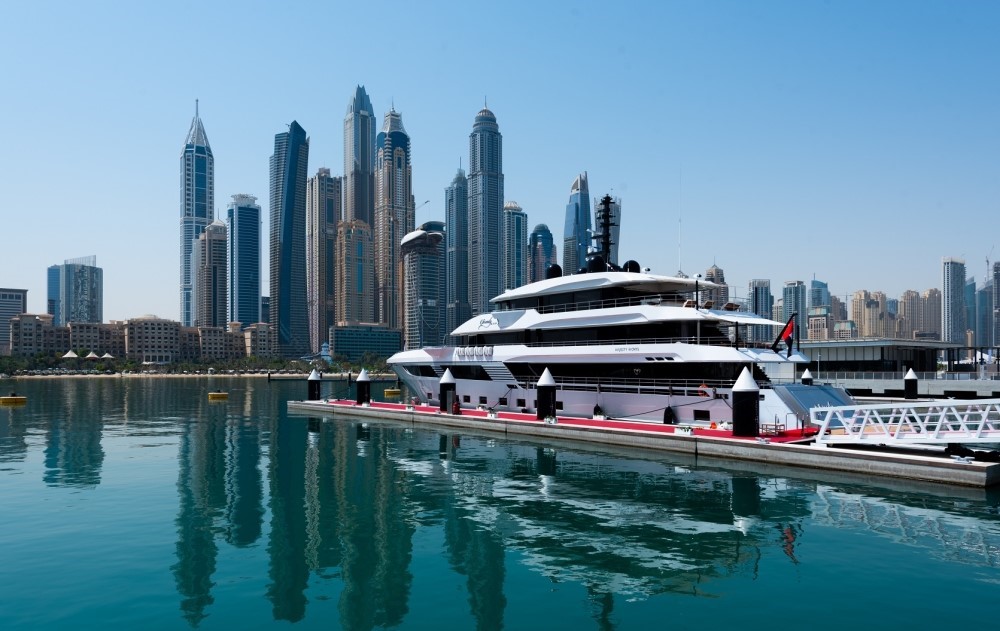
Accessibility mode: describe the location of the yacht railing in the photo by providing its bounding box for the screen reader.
[520,375,745,393]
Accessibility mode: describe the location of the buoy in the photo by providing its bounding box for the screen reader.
[208,391,229,401]
[1,393,27,406]
[710,422,717,429]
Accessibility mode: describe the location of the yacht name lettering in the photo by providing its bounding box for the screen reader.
[615,346,640,352]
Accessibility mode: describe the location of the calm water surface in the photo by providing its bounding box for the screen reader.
[1,377,999,630]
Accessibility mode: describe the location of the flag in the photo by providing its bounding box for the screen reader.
[771,314,797,358]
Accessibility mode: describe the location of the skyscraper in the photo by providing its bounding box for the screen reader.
[502,201,528,291]
[445,167,470,337]
[269,121,310,358]
[965,276,978,345]
[226,194,261,327]
[401,221,445,349]
[703,264,729,306]
[748,280,773,343]
[527,224,557,284]
[782,280,807,340]
[563,172,591,274]
[898,289,922,339]
[809,279,830,309]
[306,169,342,352]
[0,288,28,356]
[47,256,103,326]
[468,107,503,315]
[374,109,414,330]
[48,256,104,326]
[180,101,214,327]
[343,86,376,228]
[921,288,941,339]
[194,221,227,328]
[993,262,1000,347]
[335,220,374,324]
[942,257,966,343]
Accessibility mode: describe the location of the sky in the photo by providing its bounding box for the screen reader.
[2,0,998,321]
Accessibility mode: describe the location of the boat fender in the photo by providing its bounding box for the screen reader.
[663,407,677,425]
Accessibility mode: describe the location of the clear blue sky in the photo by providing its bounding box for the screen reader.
[2,0,997,320]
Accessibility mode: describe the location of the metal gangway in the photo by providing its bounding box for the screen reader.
[811,398,1000,446]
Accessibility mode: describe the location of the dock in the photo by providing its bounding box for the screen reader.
[287,399,1000,488]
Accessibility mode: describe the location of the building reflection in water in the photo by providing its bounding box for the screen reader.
[45,379,106,487]
[167,401,1000,629]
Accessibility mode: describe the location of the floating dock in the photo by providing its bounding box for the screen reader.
[288,399,1000,488]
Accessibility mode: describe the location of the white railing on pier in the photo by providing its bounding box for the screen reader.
[811,398,1000,446]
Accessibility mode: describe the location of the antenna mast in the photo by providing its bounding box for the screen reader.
[592,194,617,264]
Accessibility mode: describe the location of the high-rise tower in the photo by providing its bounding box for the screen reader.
[748,279,773,343]
[194,221,227,328]
[703,264,729,306]
[502,201,527,291]
[527,224,557,284]
[269,121,310,358]
[942,257,967,343]
[374,109,414,330]
[306,168,342,352]
[226,194,261,327]
[445,167,470,338]
[401,221,446,349]
[335,220,374,324]
[468,107,503,315]
[563,172,591,274]
[344,86,376,228]
[47,256,103,326]
[180,100,214,326]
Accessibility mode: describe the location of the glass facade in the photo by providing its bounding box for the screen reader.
[179,103,214,327]
[445,168,470,339]
[563,172,591,274]
[269,121,310,358]
[502,202,527,291]
[227,195,261,327]
[468,108,503,315]
[527,224,556,284]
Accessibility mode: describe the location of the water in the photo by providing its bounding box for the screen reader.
[1,377,999,630]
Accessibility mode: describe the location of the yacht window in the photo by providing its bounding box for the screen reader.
[693,410,710,421]
[555,401,563,410]
[463,395,470,403]
[479,396,487,405]
[516,398,525,407]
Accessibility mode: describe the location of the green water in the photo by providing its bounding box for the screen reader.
[1,377,999,630]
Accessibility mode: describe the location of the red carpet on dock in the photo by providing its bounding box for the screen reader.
[316,399,817,444]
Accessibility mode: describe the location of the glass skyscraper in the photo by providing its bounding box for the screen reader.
[374,108,414,330]
[809,278,830,309]
[563,172,591,274]
[527,224,557,284]
[445,167,470,338]
[942,257,966,343]
[180,101,214,327]
[269,121,310,358]
[226,194,261,327]
[748,279,774,343]
[783,280,807,340]
[47,256,103,326]
[468,107,503,315]
[502,201,527,291]
[344,86,376,228]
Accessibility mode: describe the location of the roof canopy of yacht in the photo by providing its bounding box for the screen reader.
[491,272,719,304]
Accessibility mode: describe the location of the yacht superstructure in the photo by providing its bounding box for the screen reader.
[389,268,851,426]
